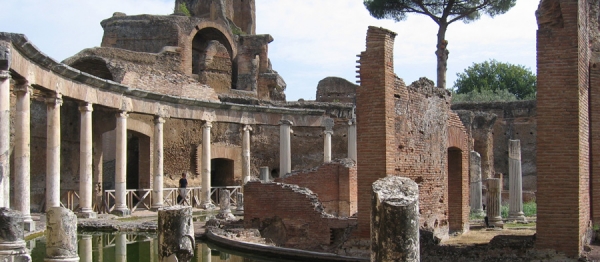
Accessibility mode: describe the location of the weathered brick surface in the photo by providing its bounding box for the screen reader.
[316,77,357,103]
[536,0,594,257]
[275,159,357,217]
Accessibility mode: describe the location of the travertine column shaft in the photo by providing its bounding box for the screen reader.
[115,233,126,262]
[46,93,63,209]
[508,139,526,221]
[78,103,96,218]
[0,71,9,208]
[112,111,130,216]
[14,84,34,230]
[78,235,92,262]
[259,166,269,182]
[469,151,484,215]
[486,178,503,227]
[371,176,419,262]
[216,189,234,220]
[45,207,78,261]
[242,125,252,184]
[201,121,214,209]
[152,116,165,210]
[236,192,244,211]
[279,120,293,176]
[324,130,333,163]
[201,244,211,262]
[348,119,357,162]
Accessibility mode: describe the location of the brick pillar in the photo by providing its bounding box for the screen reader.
[356,26,397,238]
[536,0,594,257]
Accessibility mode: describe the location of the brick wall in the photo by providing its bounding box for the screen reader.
[536,0,593,257]
[447,112,470,233]
[275,159,357,217]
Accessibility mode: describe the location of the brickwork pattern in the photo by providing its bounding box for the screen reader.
[447,112,470,233]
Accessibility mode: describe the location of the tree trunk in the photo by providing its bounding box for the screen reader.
[435,23,449,89]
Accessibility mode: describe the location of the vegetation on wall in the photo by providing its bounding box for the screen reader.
[176,3,191,17]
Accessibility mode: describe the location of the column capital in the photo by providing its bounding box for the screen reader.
[279,119,293,126]
[45,92,63,107]
[0,70,10,80]
[203,121,212,128]
[116,111,129,119]
[508,139,521,159]
[78,102,93,113]
[348,118,356,126]
[324,130,334,135]
[154,115,166,124]
[243,125,253,132]
[14,81,32,95]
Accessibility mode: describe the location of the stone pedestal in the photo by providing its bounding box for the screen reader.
[486,178,504,228]
[347,118,357,162]
[78,103,96,219]
[46,93,63,209]
[0,208,31,262]
[113,111,130,217]
[259,167,270,182]
[469,151,484,215]
[78,235,92,262]
[216,189,235,220]
[152,116,165,211]
[279,120,293,176]
[45,207,79,262]
[371,176,419,262]
[201,121,215,210]
[508,140,526,221]
[242,125,252,184]
[14,83,34,230]
[158,206,195,262]
[236,192,244,211]
[0,71,10,208]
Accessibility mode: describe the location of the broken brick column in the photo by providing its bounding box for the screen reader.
[371,176,419,262]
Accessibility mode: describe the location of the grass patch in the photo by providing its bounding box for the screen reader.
[116,216,143,221]
[469,212,485,220]
[500,201,537,218]
[504,222,536,228]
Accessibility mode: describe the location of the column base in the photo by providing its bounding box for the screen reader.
[508,212,527,222]
[23,220,36,232]
[76,211,97,219]
[487,216,504,228]
[150,205,163,212]
[111,208,131,217]
[201,202,215,210]
[45,256,80,262]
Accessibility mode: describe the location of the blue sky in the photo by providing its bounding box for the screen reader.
[1,0,538,101]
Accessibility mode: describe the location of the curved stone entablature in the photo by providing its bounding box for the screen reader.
[1,32,324,126]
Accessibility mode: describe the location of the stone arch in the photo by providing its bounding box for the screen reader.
[196,142,242,185]
[68,57,114,81]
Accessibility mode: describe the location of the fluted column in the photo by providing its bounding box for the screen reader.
[46,93,63,209]
[508,139,526,221]
[78,103,96,218]
[486,178,503,228]
[469,151,484,215]
[14,83,34,231]
[152,116,165,211]
[201,121,214,209]
[112,111,130,216]
[279,120,293,176]
[347,118,357,162]
[0,71,9,208]
[242,125,252,184]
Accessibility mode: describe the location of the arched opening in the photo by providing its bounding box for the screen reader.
[126,131,151,190]
[69,57,114,81]
[192,27,235,92]
[448,147,463,233]
[211,158,235,187]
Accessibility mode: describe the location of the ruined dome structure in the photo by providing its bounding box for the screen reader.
[63,0,286,102]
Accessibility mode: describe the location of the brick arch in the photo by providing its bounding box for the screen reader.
[447,112,470,233]
[68,56,114,81]
[182,21,237,75]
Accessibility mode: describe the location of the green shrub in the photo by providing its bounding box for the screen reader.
[500,201,537,218]
[176,3,191,17]
[451,88,525,103]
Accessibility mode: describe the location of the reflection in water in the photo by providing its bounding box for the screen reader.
[28,233,269,262]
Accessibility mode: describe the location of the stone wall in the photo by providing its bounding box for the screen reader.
[315,77,357,103]
[274,159,357,217]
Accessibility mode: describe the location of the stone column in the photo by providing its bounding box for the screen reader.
[201,121,214,209]
[201,244,211,262]
[469,151,484,215]
[0,71,10,208]
[508,139,526,221]
[152,116,165,211]
[78,235,92,262]
[348,118,357,162]
[236,192,244,211]
[216,189,235,220]
[371,176,419,262]
[259,166,269,182]
[78,103,96,218]
[242,125,252,184]
[158,206,195,262]
[486,178,503,228]
[323,118,334,163]
[115,233,126,262]
[46,93,63,209]
[14,83,35,231]
[45,207,79,261]
[112,111,130,216]
[0,208,30,261]
[279,120,293,176]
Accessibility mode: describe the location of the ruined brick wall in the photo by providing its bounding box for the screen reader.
[590,0,600,230]
[452,101,536,191]
[447,112,470,233]
[315,77,357,103]
[100,14,181,54]
[275,159,357,217]
[536,0,593,257]
[356,26,397,239]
